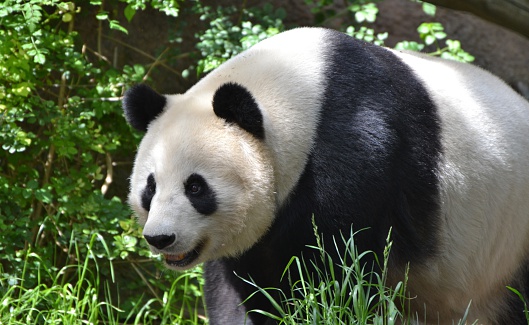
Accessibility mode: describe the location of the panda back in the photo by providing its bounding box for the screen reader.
[394,50,529,311]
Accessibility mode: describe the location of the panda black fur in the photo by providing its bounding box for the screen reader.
[122,28,529,324]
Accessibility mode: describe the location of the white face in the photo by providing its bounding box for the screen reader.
[129,95,275,270]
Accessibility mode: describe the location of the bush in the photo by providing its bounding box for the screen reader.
[0,0,203,320]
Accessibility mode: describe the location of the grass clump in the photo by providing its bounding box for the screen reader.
[240,222,488,325]
[1,233,118,324]
[0,232,205,325]
[240,223,408,325]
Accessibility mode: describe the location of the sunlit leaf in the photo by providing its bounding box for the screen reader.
[422,3,436,16]
[109,20,128,34]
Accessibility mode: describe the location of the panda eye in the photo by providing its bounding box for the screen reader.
[184,173,217,215]
[185,175,206,196]
[189,183,203,195]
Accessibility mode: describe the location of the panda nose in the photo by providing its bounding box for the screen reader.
[144,234,176,250]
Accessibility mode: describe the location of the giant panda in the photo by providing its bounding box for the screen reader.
[122,27,529,324]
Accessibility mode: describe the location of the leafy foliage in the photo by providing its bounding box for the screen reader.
[1,0,136,279]
[394,6,474,62]
[191,3,286,75]
[0,0,202,320]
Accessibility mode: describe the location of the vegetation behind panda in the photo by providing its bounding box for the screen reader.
[122,27,529,324]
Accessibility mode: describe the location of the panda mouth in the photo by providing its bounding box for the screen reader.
[163,241,204,268]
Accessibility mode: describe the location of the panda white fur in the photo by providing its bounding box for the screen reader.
[122,27,529,324]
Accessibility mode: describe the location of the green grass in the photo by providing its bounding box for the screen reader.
[240,227,409,324]
[2,229,528,324]
[239,224,485,325]
[0,233,205,325]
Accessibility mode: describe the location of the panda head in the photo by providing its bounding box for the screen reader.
[123,83,275,270]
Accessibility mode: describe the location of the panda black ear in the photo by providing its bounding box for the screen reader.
[122,84,167,132]
[212,82,264,139]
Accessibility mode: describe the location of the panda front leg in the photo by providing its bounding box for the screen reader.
[205,259,281,325]
[203,260,251,324]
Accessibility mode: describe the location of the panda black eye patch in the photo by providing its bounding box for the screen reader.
[141,173,156,211]
[184,173,217,215]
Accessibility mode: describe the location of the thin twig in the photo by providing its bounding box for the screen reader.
[83,44,112,64]
[143,46,171,81]
[131,261,161,301]
[102,34,188,76]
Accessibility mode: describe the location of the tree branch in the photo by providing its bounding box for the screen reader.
[424,0,529,39]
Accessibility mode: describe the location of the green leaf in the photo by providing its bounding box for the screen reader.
[417,23,430,35]
[27,179,38,189]
[425,35,436,45]
[34,52,46,64]
[394,41,424,52]
[109,20,128,34]
[124,4,136,22]
[431,22,444,31]
[58,2,75,12]
[434,32,447,39]
[440,52,457,60]
[96,11,108,20]
[446,39,461,51]
[12,82,32,97]
[355,11,366,23]
[22,188,33,199]
[35,188,52,203]
[62,12,73,23]
[119,220,131,231]
[422,3,436,16]
[459,52,475,63]
[133,64,145,75]
[377,32,388,41]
